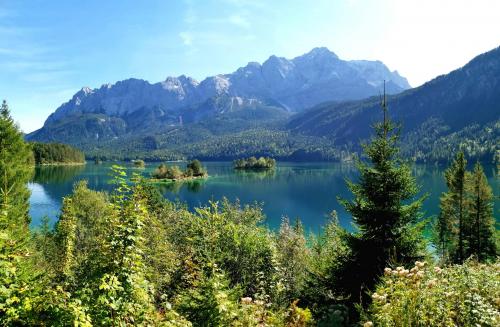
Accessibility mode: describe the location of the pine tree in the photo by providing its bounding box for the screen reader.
[438,152,468,263]
[0,100,36,323]
[339,86,426,302]
[466,162,496,261]
[0,100,33,230]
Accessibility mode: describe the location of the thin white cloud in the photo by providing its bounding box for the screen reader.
[228,14,250,29]
[220,0,267,9]
[179,31,194,46]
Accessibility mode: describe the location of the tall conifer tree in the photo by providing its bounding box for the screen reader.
[438,152,468,263]
[466,162,496,261]
[339,84,426,301]
[0,100,35,323]
[0,100,33,230]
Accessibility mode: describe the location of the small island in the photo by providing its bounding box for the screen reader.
[233,156,276,170]
[132,159,145,168]
[149,159,207,183]
[31,142,85,165]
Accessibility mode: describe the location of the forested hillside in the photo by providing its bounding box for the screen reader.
[31,142,85,165]
[289,46,500,163]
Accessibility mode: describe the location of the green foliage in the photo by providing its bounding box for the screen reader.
[0,100,38,325]
[2,97,499,325]
[300,213,352,325]
[363,260,500,326]
[186,159,206,176]
[234,156,276,169]
[31,141,85,165]
[466,162,496,261]
[338,99,427,305]
[435,156,497,263]
[274,218,309,305]
[152,160,207,180]
[132,159,145,168]
[0,100,33,229]
[174,267,241,326]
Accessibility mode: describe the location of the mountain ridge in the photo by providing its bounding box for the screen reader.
[27,46,499,163]
[40,47,409,126]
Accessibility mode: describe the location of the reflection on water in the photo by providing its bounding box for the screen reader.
[32,165,86,184]
[154,179,206,194]
[29,161,499,231]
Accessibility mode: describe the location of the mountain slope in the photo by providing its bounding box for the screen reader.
[288,46,500,162]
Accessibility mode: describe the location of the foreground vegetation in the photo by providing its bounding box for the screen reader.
[234,156,276,170]
[31,141,85,165]
[1,99,498,326]
[364,260,499,326]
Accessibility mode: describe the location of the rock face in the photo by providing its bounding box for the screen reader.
[42,47,409,126]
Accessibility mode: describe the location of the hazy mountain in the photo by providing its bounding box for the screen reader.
[29,47,409,145]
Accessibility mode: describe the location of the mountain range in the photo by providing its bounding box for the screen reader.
[27,46,499,163]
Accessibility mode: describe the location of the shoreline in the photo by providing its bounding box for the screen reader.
[146,174,208,184]
[34,162,86,166]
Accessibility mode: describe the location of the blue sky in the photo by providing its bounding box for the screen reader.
[1,0,499,132]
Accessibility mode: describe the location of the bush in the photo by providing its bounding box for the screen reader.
[363,260,500,326]
[132,159,145,168]
[186,159,206,176]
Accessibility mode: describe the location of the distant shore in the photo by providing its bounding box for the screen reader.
[35,162,86,166]
[147,174,208,184]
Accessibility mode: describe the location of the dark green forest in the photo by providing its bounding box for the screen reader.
[2,97,499,327]
[234,157,276,170]
[31,142,85,165]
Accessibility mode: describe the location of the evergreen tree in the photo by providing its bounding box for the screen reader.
[466,162,496,261]
[437,152,468,263]
[0,100,36,324]
[339,87,427,302]
[0,100,33,229]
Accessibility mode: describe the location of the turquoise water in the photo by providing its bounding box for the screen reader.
[29,161,499,232]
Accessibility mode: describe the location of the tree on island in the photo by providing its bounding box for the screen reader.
[186,159,206,176]
[152,160,207,180]
[338,87,427,304]
[132,159,145,168]
[234,156,276,169]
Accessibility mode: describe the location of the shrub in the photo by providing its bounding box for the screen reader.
[132,159,145,168]
[363,260,500,326]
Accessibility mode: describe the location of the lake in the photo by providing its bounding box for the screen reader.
[29,161,499,232]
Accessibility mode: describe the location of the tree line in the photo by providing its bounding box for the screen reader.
[31,141,85,165]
